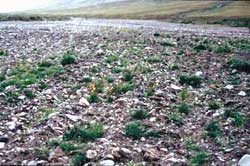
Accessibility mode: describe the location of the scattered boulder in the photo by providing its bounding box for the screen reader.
[239,154,250,166]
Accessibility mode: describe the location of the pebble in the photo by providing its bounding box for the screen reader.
[79,97,90,106]
[225,85,234,90]
[0,142,5,149]
[238,91,246,96]
[65,114,80,122]
[99,160,115,166]
[238,154,250,166]
[86,150,97,159]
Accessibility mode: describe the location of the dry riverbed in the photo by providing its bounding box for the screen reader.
[0,19,250,165]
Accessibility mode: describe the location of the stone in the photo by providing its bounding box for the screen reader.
[79,97,90,106]
[143,148,160,161]
[6,121,16,130]
[48,112,60,119]
[0,136,9,143]
[225,85,234,90]
[99,160,115,166]
[0,142,5,149]
[195,71,203,77]
[239,154,250,166]
[86,150,97,159]
[238,91,246,97]
[65,114,80,122]
[170,84,182,90]
[27,160,37,166]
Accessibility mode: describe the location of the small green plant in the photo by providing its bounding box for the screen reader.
[180,89,189,102]
[208,101,221,110]
[131,110,150,120]
[72,153,87,166]
[4,91,20,103]
[0,73,5,82]
[179,74,202,88]
[91,66,101,73]
[205,121,222,138]
[169,112,183,125]
[194,44,207,52]
[228,58,250,73]
[105,54,119,63]
[144,87,154,97]
[122,70,134,82]
[169,63,179,70]
[48,138,60,147]
[112,67,123,73]
[61,52,77,66]
[63,123,104,142]
[215,44,232,54]
[153,32,160,37]
[106,76,114,83]
[39,60,53,68]
[160,40,176,47]
[0,49,8,56]
[87,92,100,103]
[223,110,244,127]
[23,89,36,98]
[94,79,104,93]
[81,77,92,83]
[145,56,161,63]
[59,142,82,152]
[109,83,134,96]
[36,148,49,160]
[178,103,190,114]
[125,122,160,139]
[186,138,201,152]
[191,151,210,165]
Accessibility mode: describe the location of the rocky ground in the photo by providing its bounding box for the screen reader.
[0,19,250,166]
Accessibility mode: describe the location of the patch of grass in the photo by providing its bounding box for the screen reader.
[59,142,83,152]
[160,40,176,47]
[91,66,101,73]
[63,123,104,142]
[191,151,210,165]
[0,49,8,56]
[180,89,189,102]
[23,89,36,98]
[106,76,114,83]
[36,148,49,160]
[61,51,77,66]
[39,60,53,68]
[48,138,60,147]
[112,66,123,73]
[186,138,201,152]
[228,58,250,73]
[169,112,183,126]
[125,121,160,139]
[179,74,202,88]
[169,63,179,70]
[144,87,155,97]
[223,109,244,127]
[208,101,221,110]
[94,79,105,93]
[145,56,161,63]
[131,110,150,120]
[122,69,134,82]
[87,92,100,103]
[109,83,134,96]
[81,76,92,83]
[194,44,207,52]
[0,73,5,82]
[72,153,87,166]
[178,102,191,114]
[205,121,222,138]
[105,54,119,63]
[4,91,20,103]
[215,44,232,54]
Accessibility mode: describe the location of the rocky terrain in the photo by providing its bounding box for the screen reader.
[0,19,250,166]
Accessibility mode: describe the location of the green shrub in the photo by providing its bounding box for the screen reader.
[215,44,232,54]
[37,148,49,160]
[91,66,101,73]
[0,73,5,82]
[63,123,104,142]
[191,151,210,165]
[178,103,190,114]
[4,91,20,103]
[144,87,154,97]
[105,54,119,63]
[109,83,134,96]
[169,112,183,126]
[82,77,92,83]
[106,76,114,83]
[122,70,134,82]
[87,92,100,103]
[61,53,77,66]
[125,122,160,139]
[194,44,207,52]
[39,60,53,68]
[145,56,161,63]
[153,32,160,37]
[112,67,123,73]
[224,110,244,127]
[72,153,87,166]
[94,79,104,93]
[160,41,176,47]
[179,74,202,88]
[131,110,150,120]
[23,89,36,98]
[205,121,222,138]
[228,58,250,73]
[208,101,221,110]
[169,63,179,70]
[59,142,82,152]
[0,50,8,56]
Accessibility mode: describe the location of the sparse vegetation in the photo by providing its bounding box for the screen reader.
[208,101,221,110]
[63,123,104,142]
[61,51,77,66]
[228,58,250,73]
[0,49,8,56]
[205,121,222,138]
[72,153,87,166]
[191,151,210,165]
[178,103,191,114]
[179,74,202,88]
[131,109,150,120]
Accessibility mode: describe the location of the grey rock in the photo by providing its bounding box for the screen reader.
[99,160,115,166]
[239,154,250,166]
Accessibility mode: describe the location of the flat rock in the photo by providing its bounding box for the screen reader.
[79,97,90,106]
[65,114,80,122]
[99,160,115,166]
[239,154,250,166]
[0,142,5,149]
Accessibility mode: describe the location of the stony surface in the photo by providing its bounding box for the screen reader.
[0,19,249,165]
